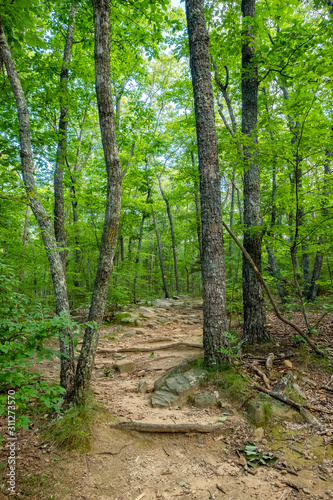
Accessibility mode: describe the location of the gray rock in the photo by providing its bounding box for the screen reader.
[137,307,156,319]
[182,369,208,387]
[114,353,126,359]
[253,427,265,441]
[151,390,179,408]
[193,394,218,408]
[137,380,148,393]
[156,316,170,323]
[292,383,307,400]
[164,375,191,394]
[247,393,304,427]
[152,299,173,308]
[119,331,135,339]
[274,371,294,393]
[114,359,136,374]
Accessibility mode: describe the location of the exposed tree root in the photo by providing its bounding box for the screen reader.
[252,382,333,415]
[109,422,225,433]
[97,342,203,354]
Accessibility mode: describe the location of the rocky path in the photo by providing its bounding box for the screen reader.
[5,299,333,500]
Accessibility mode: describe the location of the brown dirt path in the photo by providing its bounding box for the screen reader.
[2,299,333,499]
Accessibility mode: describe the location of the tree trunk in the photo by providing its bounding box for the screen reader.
[69,0,122,405]
[185,0,229,366]
[157,175,180,294]
[120,234,125,261]
[0,23,75,391]
[133,214,146,303]
[306,156,331,300]
[153,212,169,298]
[190,151,202,260]
[54,2,78,269]
[241,0,267,343]
[20,206,30,280]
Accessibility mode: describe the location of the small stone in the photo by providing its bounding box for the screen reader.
[146,384,154,393]
[137,380,148,393]
[193,393,217,408]
[120,373,128,377]
[114,353,126,359]
[303,488,311,494]
[325,490,331,495]
[137,370,145,377]
[281,470,287,475]
[261,438,268,445]
[114,359,136,373]
[253,427,265,441]
[283,360,293,369]
[94,363,105,369]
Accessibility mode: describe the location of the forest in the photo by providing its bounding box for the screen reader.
[0,0,333,498]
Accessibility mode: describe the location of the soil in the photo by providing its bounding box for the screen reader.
[1,298,333,500]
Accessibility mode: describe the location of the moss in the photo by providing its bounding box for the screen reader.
[263,402,272,419]
[199,362,251,402]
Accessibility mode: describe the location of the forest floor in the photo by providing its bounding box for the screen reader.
[1,298,333,500]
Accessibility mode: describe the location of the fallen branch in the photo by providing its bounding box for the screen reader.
[223,222,324,357]
[252,382,333,415]
[97,342,203,354]
[322,375,333,390]
[109,422,225,433]
[274,464,298,476]
[283,481,300,491]
[93,442,131,455]
[251,365,271,389]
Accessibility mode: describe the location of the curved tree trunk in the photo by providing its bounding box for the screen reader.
[185,0,229,367]
[69,0,123,405]
[54,2,78,270]
[0,23,75,392]
[241,0,267,344]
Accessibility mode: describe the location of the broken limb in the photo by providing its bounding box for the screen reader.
[222,222,325,356]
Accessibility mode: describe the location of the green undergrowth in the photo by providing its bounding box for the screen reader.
[44,394,107,453]
[199,361,251,403]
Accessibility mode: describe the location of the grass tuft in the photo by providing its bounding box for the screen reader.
[44,393,105,453]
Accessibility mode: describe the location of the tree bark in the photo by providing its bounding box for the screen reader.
[0,23,75,391]
[306,155,331,300]
[54,2,78,269]
[185,0,229,366]
[190,152,203,260]
[153,211,169,298]
[157,175,180,294]
[69,0,122,405]
[241,0,268,343]
[20,206,30,280]
[133,214,146,303]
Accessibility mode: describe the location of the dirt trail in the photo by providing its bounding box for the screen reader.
[3,299,333,499]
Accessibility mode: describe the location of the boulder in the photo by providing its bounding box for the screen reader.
[151,390,179,408]
[137,307,156,319]
[247,393,304,427]
[164,374,191,394]
[114,359,136,374]
[193,393,218,408]
[152,368,208,407]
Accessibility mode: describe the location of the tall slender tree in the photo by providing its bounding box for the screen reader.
[185,0,229,366]
[0,20,76,392]
[69,0,123,405]
[241,0,268,343]
[54,3,78,269]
